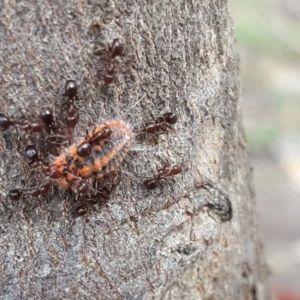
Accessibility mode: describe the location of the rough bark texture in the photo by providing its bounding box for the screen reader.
[0,0,272,299]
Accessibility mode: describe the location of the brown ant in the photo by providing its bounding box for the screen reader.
[0,113,44,133]
[40,107,57,134]
[140,112,178,136]
[97,38,124,85]
[157,164,183,177]
[0,107,60,140]
[88,170,121,204]
[76,126,112,158]
[143,163,183,190]
[62,80,79,143]
[8,181,52,201]
[72,171,121,217]
[24,145,53,176]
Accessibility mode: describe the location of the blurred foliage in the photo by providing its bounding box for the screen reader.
[232,0,285,55]
[229,0,300,151]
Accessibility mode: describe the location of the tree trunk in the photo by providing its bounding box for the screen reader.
[0,0,272,299]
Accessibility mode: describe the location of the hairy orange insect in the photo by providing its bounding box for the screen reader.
[51,120,133,189]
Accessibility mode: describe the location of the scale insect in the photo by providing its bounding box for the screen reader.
[51,120,133,190]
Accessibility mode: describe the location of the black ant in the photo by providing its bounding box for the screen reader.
[140,112,178,136]
[8,189,23,201]
[143,163,183,190]
[7,146,55,201]
[0,114,14,131]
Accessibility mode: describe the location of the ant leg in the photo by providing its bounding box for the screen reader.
[46,134,69,146]
[108,168,122,189]
[8,188,23,201]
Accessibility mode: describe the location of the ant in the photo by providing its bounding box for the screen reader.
[38,107,70,146]
[8,181,52,201]
[0,107,59,137]
[7,146,56,202]
[0,113,44,133]
[140,112,178,136]
[87,171,121,206]
[0,107,69,149]
[64,80,79,129]
[40,107,57,134]
[143,163,183,190]
[58,80,80,144]
[72,171,121,217]
[100,38,124,85]
[24,145,54,176]
[76,126,112,158]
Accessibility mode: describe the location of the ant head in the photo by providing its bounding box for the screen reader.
[39,181,52,195]
[143,178,158,190]
[64,80,78,100]
[111,38,124,58]
[25,145,39,163]
[8,189,23,201]
[40,107,54,126]
[164,112,178,125]
[89,126,112,144]
[76,142,92,158]
[77,180,90,195]
[73,203,89,217]
[0,114,12,131]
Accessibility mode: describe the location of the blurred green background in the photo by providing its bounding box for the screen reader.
[230,0,300,297]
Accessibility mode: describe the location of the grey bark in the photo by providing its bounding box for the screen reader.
[0,0,272,299]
